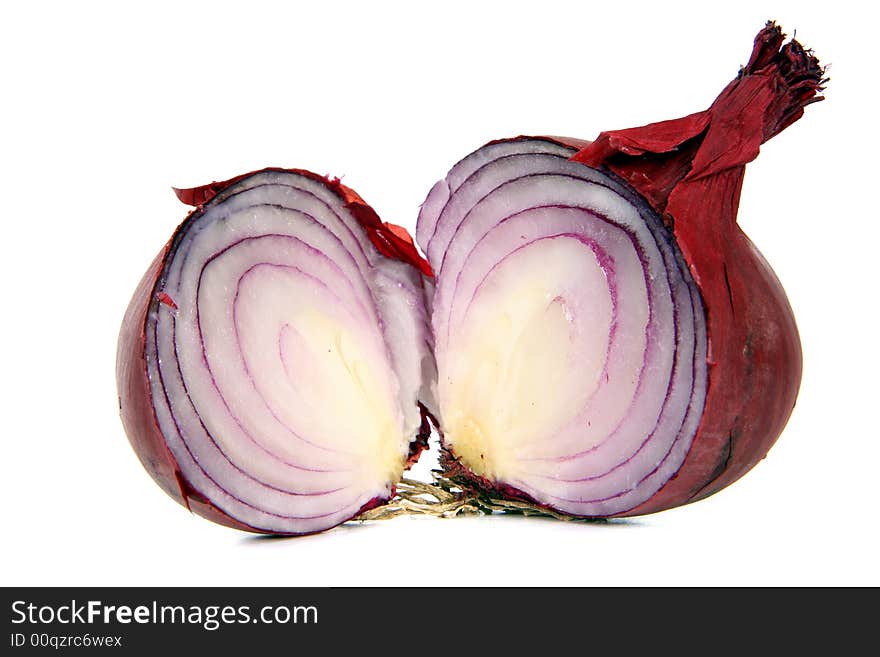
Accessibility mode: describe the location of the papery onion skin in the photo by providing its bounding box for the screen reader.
[433,22,820,517]
[117,168,432,534]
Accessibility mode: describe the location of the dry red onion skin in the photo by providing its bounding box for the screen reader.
[571,22,817,513]
[424,22,820,517]
[117,168,433,535]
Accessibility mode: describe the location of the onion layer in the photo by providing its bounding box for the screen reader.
[117,169,433,534]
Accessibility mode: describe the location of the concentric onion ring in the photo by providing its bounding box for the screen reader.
[117,169,433,534]
[417,138,709,516]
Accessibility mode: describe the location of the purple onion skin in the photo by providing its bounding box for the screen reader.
[117,168,430,535]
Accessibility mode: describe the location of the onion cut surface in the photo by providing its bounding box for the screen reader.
[418,139,709,516]
[117,169,433,534]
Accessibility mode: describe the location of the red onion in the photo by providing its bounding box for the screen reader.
[420,22,822,517]
[117,169,434,534]
[118,22,824,533]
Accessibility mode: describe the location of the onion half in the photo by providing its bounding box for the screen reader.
[117,169,434,534]
[420,22,820,517]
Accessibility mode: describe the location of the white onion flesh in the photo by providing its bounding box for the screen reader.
[417,139,708,516]
[146,171,432,534]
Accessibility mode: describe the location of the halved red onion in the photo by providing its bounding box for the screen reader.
[117,168,433,534]
[418,138,709,516]
[419,24,819,518]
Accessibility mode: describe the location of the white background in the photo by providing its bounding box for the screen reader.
[2,1,877,586]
